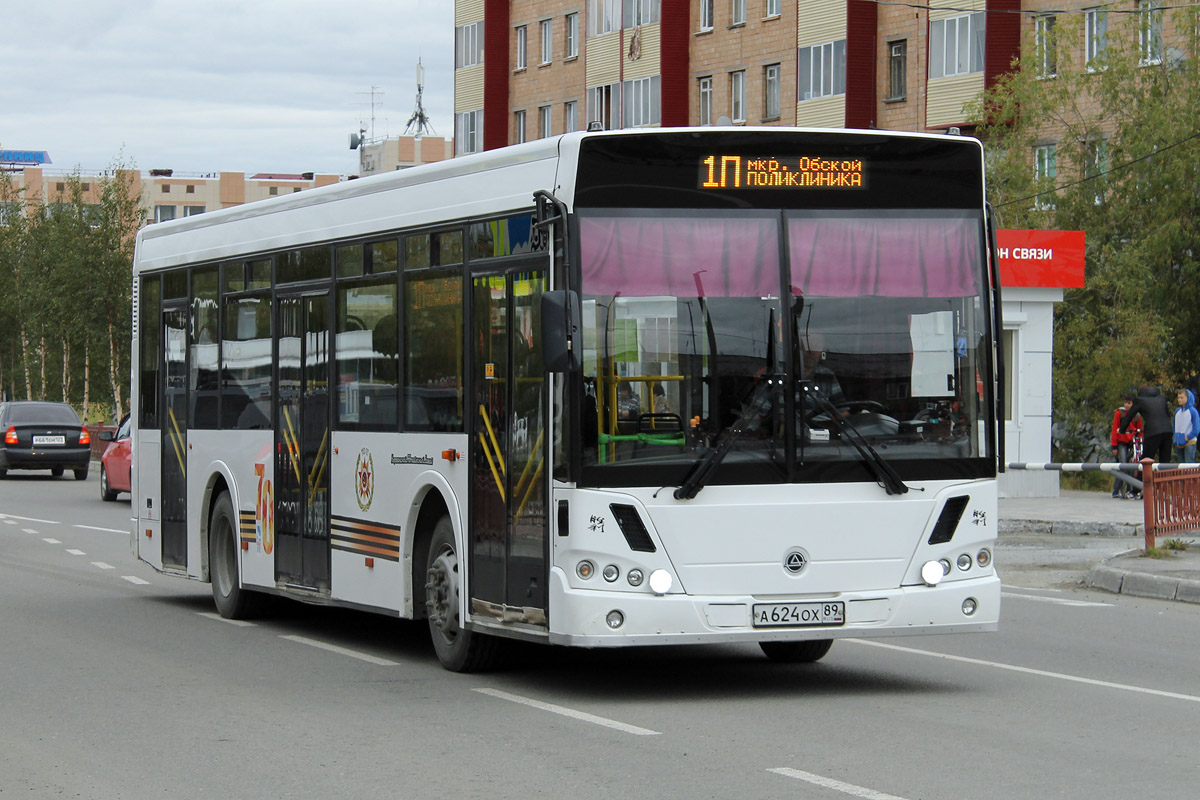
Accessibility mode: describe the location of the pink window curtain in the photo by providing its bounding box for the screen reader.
[788,216,981,298]
[580,216,781,298]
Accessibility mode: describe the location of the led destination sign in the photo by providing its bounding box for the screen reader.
[700,154,866,190]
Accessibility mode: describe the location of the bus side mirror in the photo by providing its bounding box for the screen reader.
[542,289,581,373]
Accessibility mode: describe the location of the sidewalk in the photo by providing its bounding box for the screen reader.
[999,489,1200,604]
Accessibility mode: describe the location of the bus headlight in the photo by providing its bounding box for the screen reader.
[977,549,992,568]
[648,569,673,595]
[920,560,945,586]
[606,610,625,629]
[576,560,595,580]
[602,564,620,582]
[627,569,644,587]
[957,553,973,571]
[962,597,978,616]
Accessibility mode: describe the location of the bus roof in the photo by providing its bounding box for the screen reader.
[133,127,979,273]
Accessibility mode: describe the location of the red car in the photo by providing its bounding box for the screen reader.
[99,415,132,501]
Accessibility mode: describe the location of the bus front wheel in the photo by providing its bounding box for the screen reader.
[759,639,833,663]
[210,491,257,619]
[425,516,499,672]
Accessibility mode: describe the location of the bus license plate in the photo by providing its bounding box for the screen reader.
[33,435,65,446]
[752,601,845,628]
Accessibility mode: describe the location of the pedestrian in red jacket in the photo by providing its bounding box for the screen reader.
[1112,392,1143,499]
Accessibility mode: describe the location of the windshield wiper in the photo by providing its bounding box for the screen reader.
[801,382,909,496]
[673,376,777,500]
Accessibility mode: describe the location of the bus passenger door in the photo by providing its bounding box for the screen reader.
[161,303,188,570]
[275,292,332,591]
[470,268,548,625]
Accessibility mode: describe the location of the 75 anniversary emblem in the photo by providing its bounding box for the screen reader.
[355,448,375,511]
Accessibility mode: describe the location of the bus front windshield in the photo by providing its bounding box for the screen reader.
[577,209,991,484]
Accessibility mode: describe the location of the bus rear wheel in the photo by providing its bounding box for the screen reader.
[425,516,499,672]
[210,491,257,619]
[759,639,833,663]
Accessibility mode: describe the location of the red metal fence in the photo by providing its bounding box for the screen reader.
[1141,458,1200,550]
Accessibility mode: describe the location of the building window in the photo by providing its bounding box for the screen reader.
[515,110,527,143]
[1034,144,1057,209]
[887,40,907,100]
[565,12,579,57]
[732,0,746,26]
[186,184,195,194]
[516,25,527,70]
[564,100,578,132]
[455,22,483,68]
[698,76,713,125]
[798,40,846,100]
[161,184,170,193]
[700,0,714,31]
[623,75,661,127]
[456,109,483,154]
[184,205,205,216]
[929,12,985,79]
[624,0,659,26]
[541,19,553,64]
[765,0,780,17]
[268,187,279,196]
[588,0,620,36]
[588,84,618,129]
[1085,8,1108,68]
[539,105,553,137]
[155,205,176,223]
[1035,15,1056,77]
[730,70,746,122]
[1137,0,1162,65]
[763,63,781,119]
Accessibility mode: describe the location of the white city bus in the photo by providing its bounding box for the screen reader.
[130,128,1004,671]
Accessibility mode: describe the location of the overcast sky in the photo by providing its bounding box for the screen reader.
[1,0,454,176]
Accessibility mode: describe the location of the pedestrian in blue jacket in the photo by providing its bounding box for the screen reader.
[1172,388,1200,463]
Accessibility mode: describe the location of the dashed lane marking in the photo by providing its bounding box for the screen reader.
[74,524,127,534]
[769,768,912,800]
[848,639,1200,704]
[1001,590,1111,607]
[198,612,255,627]
[22,528,37,534]
[473,688,662,736]
[0,514,58,525]
[42,538,61,544]
[279,634,399,666]
[91,562,114,570]
[66,549,86,556]
[121,576,151,585]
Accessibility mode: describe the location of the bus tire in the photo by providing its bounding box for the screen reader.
[100,465,118,501]
[759,639,833,663]
[425,515,499,672]
[210,491,257,619]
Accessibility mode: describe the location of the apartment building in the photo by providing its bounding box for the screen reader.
[452,0,1027,153]
[5,167,342,224]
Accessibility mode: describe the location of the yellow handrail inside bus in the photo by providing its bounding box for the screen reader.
[280,406,302,481]
[167,407,186,477]
[478,403,506,476]
[512,428,545,503]
[477,432,506,502]
[307,427,329,506]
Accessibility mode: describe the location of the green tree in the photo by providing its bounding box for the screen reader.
[972,7,1200,450]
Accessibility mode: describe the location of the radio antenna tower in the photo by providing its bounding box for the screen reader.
[404,59,435,138]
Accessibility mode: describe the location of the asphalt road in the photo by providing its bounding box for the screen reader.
[2,472,1199,799]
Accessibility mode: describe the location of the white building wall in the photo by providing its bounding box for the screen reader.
[999,287,1061,497]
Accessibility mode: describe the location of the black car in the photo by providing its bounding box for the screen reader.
[0,401,92,479]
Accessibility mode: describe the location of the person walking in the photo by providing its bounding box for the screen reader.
[1120,385,1173,464]
[1173,388,1200,464]
[1111,392,1142,498]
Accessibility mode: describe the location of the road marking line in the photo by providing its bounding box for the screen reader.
[1001,591,1111,607]
[198,611,255,627]
[91,562,114,570]
[848,639,1200,704]
[122,576,151,585]
[0,514,59,524]
[3,519,16,525]
[769,768,910,800]
[22,528,38,534]
[42,538,62,544]
[74,524,127,534]
[473,688,662,736]
[66,549,86,556]
[279,635,398,666]
[1003,583,1063,592]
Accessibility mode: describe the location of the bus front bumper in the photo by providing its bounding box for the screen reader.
[545,568,1000,648]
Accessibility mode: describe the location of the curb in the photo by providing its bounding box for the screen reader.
[1085,561,1200,604]
[998,519,1142,537]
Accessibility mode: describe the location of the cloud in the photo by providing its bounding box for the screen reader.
[1,0,454,174]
